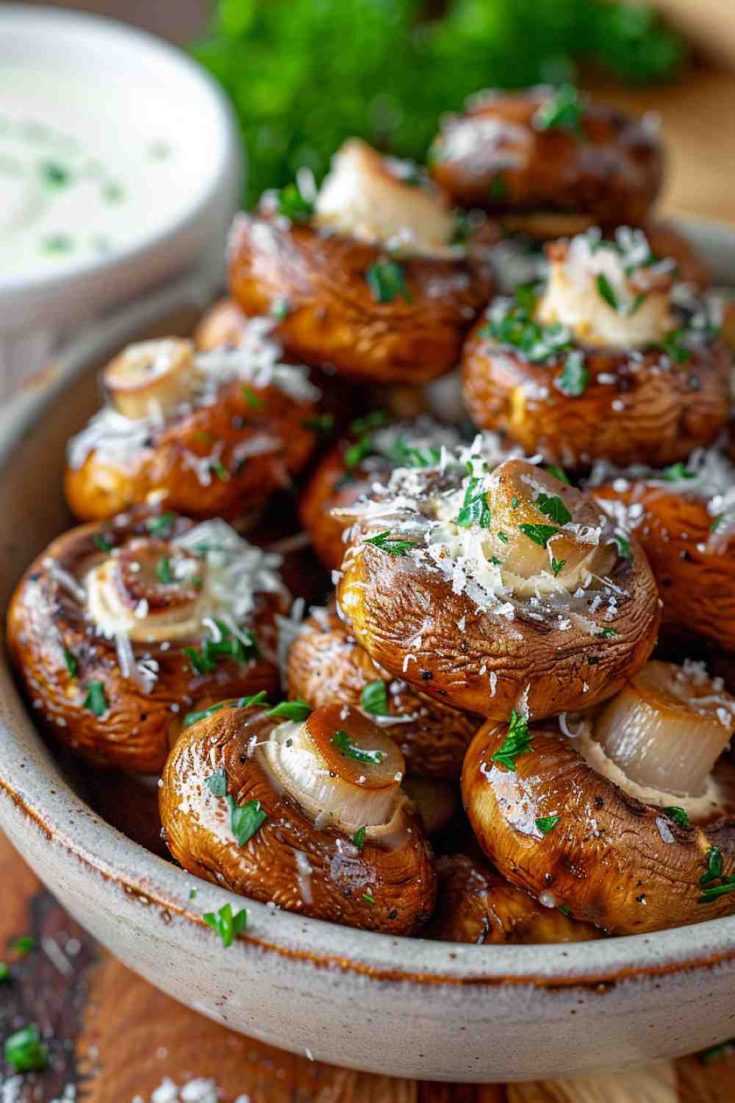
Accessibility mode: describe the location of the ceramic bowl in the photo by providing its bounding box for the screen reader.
[2,231,735,1084]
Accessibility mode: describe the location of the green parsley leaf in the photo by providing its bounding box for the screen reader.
[229,797,267,846]
[545,464,571,485]
[484,295,572,364]
[331,729,384,765]
[4,1024,49,1073]
[155,556,174,585]
[82,681,108,717]
[266,699,312,722]
[0,962,10,983]
[360,680,390,716]
[533,85,584,136]
[11,936,36,956]
[41,160,71,188]
[551,558,566,577]
[145,512,178,536]
[209,458,230,481]
[535,815,560,836]
[203,902,247,948]
[612,533,632,560]
[628,292,648,316]
[700,845,725,887]
[242,385,264,409]
[489,174,507,200]
[390,438,442,468]
[353,826,367,850]
[277,181,314,222]
[661,462,695,481]
[490,710,532,772]
[361,891,377,905]
[535,491,571,525]
[366,260,412,304]
[184,622,259,675]
[599,627,619,638]
[62,646,78,678]
[658,328,691,364]
[699,879,735,905]
[363,531,414,557]
[519,522,559,548]
[205,768,228,797]
[302,413,335,434]
[271,296,291,319]
[558,349,589,397]
[183,690,269,728]
[664,806,690,828]
[596,273,619,311]
[456,477,491,529]
[711,513,725,533]
[558,905,572,917]
[92,534,113,552]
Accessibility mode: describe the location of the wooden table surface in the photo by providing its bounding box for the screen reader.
[4,69,735,1102]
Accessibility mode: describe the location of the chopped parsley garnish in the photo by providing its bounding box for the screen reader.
[230,798,267,847]
[205,767,267,845]
[41,160,71,188]
[82,681,108,717]
[599,627,619,639]
[700,845,724,886]
[698,846,735,904]
[535,815,560,836]
[242,385,264,409]
[363,531,414,557]
[145,512,177,536]
[489,173,507,200]
[302,413,335,434]
[331,729,384,765]
[535,491,571,525]
[483,294,571,364]
[43,234,73,254]
[266,699,312,722]
[184,621,258,675]
[184,690,269,728]
[390,438,442,468]
[596,273,619,312]
[4,1024,49,1073]
[360,679,390,717]
[203,902,247,948]
[0,963,9,983]
[11,936,36,956]
[277,180,314,222]
[628,292,648,316]
[661,462,695,481]
[664,806,690,828]
[342,409,390,468]
[533,84,584,136]
[657,328,691,365]
[92,533,113,552]
[271,296,291,319]
[209,458,230,482]
[557,350,588,397]
[519,522,560,548]
[558,905,572,917]
[353,826,367,851]
[699,881,735,904]
[361,891,377,906]
[711,513,725,533]
[490,710,532,772]
[611,533,632,560]
[62,646,78,678]
[155,556,174,585]
[544,464,571,485]
[366,259,412,304]
[551,558,566,577]
[456,475,491,529]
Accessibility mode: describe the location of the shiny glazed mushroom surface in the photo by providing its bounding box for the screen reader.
[337,443,660,720]
[64,325,321,524]
[462,228,732,469]
[228,139,492,384]
[10,82,735,950]
[7,510,286,771]
[160,700,436,934]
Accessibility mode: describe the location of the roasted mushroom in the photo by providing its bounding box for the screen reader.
[591,445,735,652]
[429,85,663,234]
[228,139,492,384]
[463,660,735,934]
[160,700,436,934]
[336,445,660,720]
[7,511,286,772]
[299,414,465,571]
[462,228,732,468]
[428,854,599,944]
[287,605,480,779]
[64,326,320,524]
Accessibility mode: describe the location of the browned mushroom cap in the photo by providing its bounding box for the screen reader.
[428,854,599,944]
[337,453,660,721]
[160,701,436,934]
[287,605,480,779]
[593,450,735,651]
[462,233,731,469]
[462,662,735,934]
[64,329,320,524]
[6,510,286,772]
[429,86,663,229]
[299,415,465,571]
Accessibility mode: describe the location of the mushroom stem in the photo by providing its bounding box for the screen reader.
[593,661,735,796]
[104,339,199,419]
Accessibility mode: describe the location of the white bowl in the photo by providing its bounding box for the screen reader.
[1,225,735,1083]
[0,5,241,395]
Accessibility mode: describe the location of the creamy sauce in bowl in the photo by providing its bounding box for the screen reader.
[0,65,209,282]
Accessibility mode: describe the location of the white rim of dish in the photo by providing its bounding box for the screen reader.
[0,4,241,297]
[1,238,735,986]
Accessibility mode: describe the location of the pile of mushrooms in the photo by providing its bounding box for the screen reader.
[9,83,735,946]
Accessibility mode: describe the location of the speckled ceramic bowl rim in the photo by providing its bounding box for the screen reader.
[2,232,735,992]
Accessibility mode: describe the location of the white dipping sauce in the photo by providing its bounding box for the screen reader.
[0,65,204,279]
